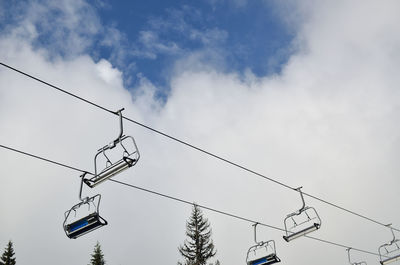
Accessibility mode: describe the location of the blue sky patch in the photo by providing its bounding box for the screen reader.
[1,0,294,96]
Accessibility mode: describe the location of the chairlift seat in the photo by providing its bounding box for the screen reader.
[379,238,400,265]
[65,212,107,239]
[283,222,320,242]
[85,156,136,188]
[380,254,400,265]
[247,254,281,265]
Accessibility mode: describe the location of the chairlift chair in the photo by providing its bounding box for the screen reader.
[378,225,400,265]
[347,248,367,265]
[84,108,140,188]
[283,187,321,242]
[246,223,281,265]
[63,173,108,239]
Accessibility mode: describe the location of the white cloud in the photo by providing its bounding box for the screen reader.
[136,30,181,58]
[207,0,248,8]
[189,28,228,46]
[95,59,123,86]
[1,1,400,265]
[132,6,228,63]
[2,0,102,57]
[101,26,125,48]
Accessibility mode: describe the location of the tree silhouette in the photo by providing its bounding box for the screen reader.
[89,242,105,265]
[178,204,218,265]
[0,241,16,265]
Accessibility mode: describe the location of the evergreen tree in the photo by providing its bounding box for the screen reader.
[178,204,217,265]
[89,242,105,265]
[0,241,16,265]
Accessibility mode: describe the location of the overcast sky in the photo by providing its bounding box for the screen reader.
[1,0,400,264]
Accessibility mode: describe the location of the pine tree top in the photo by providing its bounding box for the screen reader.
[178,204,217,265]
[89,242,105,265]
[0,240,16,265]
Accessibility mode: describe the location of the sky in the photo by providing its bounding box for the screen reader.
[1,0,400,265]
